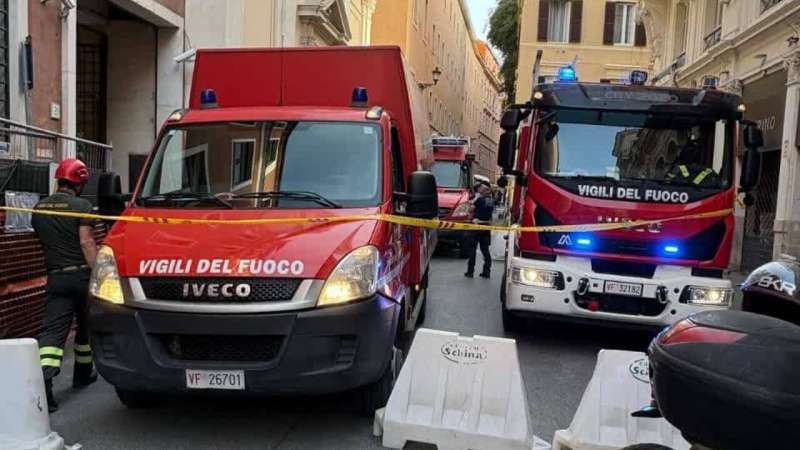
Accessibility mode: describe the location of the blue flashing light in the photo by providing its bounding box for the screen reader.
[200,89,218,109]
[662,244,681,257]
[557,65,577,82]
[352,87,369,107]
[576,237,593,247]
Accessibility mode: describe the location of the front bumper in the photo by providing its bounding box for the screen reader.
[89,294,400,395]
[504,252,731,328]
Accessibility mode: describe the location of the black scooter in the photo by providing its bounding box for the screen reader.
[624,256,800,450]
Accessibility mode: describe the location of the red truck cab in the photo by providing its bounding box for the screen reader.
[430,136,475,255]
[89,47,438,412]
[498,72,763,330]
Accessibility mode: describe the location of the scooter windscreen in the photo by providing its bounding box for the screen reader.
[649,310,800,450]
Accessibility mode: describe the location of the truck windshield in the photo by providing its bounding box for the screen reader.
[431,161,468,188]
[138,121,382,208]
[535,109,733,195]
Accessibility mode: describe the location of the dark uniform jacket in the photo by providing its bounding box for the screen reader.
[32,192,93,271]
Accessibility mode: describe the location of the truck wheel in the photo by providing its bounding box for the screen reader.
[360,346,403,416]
[115,388,159,409]
[501,274,523,333]
[619,445,675,450]
[417,290,427,325]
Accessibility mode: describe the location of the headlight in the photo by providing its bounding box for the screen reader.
[89,245,124,304]
[318,246,379,306]
[683,286,732,306]
[511,267,563,289]
[451,202,472,218]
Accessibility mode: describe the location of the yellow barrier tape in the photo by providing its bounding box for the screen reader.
[0,206,733,234]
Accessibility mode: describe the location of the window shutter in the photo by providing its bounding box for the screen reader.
[537,0,550,42]
[634,20,647,46]
[569,1,583,43]
[603,2,616,45]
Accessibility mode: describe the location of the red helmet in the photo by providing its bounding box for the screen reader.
[55,158,89,184]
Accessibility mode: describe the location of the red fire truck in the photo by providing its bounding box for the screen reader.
[430,136,475,256]
[89,47,438,412]
[498,65,764,331]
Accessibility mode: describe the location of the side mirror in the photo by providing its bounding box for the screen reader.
[97,172,127,217]
[740,148,761,193]
[500,109,523,131]
[744,125,764,149]
[405,171,438,219]
[497,131,516,172]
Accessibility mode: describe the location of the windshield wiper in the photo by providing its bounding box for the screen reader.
[139,192,233,209]
[550,174,618,181]
[234,191,342,208]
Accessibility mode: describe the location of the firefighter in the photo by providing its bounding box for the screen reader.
[666,138,721,187]
[32,158,99,413]
[464,181,495,279]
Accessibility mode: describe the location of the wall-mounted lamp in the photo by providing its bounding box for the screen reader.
[418,67,442,89]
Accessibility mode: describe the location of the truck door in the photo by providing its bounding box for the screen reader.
[390,126,418,322]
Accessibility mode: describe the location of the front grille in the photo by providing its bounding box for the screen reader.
[592,259,656,278]
[535,206,726,261]
[160,334,283,362]
[575,293,667,317]
[438,207,452,218]
[139,277,302,303]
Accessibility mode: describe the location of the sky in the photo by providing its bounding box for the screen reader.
[465,0,496,41]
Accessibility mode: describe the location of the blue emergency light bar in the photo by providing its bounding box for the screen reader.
[352,87,369,107]
[576,237,592,247]
[200,89,218,109]
[557,65,577,83]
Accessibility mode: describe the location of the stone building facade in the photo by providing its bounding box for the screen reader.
[640,0,800,269]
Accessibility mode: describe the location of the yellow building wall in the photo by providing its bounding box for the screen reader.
[515,0,652,103]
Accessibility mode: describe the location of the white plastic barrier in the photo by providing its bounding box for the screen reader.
[374,329,550,450]
[0,338,74,450]
[552,350,689,450]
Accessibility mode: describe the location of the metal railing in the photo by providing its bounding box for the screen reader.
[704,26,722,51]
[0,118,112,171]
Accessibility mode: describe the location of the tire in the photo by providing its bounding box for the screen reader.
[417,289,427,325]
[501,273,523,333]
[619,445,675,450]
[115,388,159,409]
[360,346,403,415]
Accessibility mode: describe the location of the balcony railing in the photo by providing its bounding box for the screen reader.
[761,0,783,13]
[704,26,722,51]
[0,118,112,171]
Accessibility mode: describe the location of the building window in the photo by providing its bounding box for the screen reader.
[547,0,572,43]
[613,3,637,45]
[231,139,255,191]
[761,0,783,13]
[0,0,9,120]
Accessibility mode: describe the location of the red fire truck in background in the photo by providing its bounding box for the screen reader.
[430,136,475,256]
[498,65,764,331]
[90,47,438,413]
